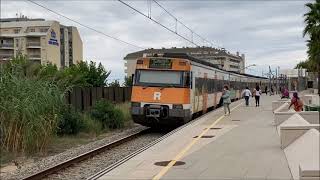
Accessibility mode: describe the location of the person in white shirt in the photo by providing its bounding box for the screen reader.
[253,86,262,107]
[242,87,252,106]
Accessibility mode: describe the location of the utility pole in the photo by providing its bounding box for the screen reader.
[269,66,272,95]
[275,67,277,94]
[277,66,280,93]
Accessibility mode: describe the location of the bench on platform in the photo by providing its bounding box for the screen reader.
[278,113,320,149]
[284,129,319,180]
[272,100,291,112]
[277,114,308,135]
[280,124,320,149]
[274,111,319,126]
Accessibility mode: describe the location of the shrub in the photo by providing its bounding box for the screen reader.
[90,100,124,129]
[115,102,132,123]
[80,114,102,135]
[109,108,125,129]
[57,106,83,135]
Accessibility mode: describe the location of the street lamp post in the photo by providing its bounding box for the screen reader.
[239,64,256,73]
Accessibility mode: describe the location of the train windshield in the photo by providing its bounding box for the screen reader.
[135,70,190,87]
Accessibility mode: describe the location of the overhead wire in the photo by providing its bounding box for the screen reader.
[25,0,145,49]
[152,0,215,47]
[118,0,200,47]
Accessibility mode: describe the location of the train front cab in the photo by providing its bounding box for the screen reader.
[130,57,192,127]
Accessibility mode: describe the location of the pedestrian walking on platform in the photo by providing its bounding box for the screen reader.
[270,86,274,96]
[289,92,304,112]
[253,86,262,107]
[242,87,252,106]
[281,87,289,99]
[265,86,268,95]
[222,85,231,115]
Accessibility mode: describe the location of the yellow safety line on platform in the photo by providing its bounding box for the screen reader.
[152,102,243,180]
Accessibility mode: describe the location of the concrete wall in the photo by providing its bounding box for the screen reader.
[44,21,61,68]
[61,27,70,67]
[125,58,137,77]
[274,111,320,125]
[284,129,319,180]
[71,27,83,64]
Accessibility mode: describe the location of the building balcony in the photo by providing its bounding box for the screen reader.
[26,42,41,48]
[0,43,14,49]
[0,54,14,60]
[28,54,41,60]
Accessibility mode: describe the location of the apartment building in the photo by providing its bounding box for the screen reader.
[0,17,83,68]
[123,47,245,78]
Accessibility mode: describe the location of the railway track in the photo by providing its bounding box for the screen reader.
[21,128,164,180]
[19,101,237,180]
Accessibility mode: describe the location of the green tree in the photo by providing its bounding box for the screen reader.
[123,76,133,87]
[58,61,111,88]
[295,59,312,70]
[302,0,320,72]
[108,80,121,87]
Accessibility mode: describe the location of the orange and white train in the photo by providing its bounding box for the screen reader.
[131,53,268,127]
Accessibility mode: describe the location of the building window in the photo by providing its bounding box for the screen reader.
[14,29,20,34]
[213,57,226,60]
[16,39,19,47]
[230,59,240,63]
[230,65,239,69]
[40,28,49,32]
[29,28,35,32]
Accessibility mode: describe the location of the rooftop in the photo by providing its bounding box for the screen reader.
[0,19,56,28]
[124,46,243,60]
[0,17,46,23]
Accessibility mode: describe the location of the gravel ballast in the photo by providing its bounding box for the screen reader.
[45,133,163,180]
[2,125,151,180]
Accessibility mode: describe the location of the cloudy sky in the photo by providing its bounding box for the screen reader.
[1,0,311,81]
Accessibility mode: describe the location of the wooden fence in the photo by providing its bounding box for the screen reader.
[65,87,132,111]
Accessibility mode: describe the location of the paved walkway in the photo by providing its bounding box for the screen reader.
[99,95,293,180]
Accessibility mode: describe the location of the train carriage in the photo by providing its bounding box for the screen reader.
[131,53,268,127]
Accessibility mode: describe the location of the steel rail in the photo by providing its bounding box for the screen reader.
[22,128,150,180]
[87,99,244,180]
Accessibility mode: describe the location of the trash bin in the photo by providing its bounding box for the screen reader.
[305,104,320,112]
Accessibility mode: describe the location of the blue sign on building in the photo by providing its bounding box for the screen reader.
[48,30,59,46]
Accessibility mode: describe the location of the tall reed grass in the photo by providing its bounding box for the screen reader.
[0,73,64,153]
[115,102,132,123]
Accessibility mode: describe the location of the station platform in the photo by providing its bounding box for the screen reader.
[98,95,293,180]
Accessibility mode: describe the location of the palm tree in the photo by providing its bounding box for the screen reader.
[303,0,320,92]
[303,0,320,95]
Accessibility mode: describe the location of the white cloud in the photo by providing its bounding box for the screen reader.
[1,0,310,79]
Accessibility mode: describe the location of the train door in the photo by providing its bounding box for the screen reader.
[202,73,208,113]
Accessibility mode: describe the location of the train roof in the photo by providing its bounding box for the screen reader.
[161,53,268,80]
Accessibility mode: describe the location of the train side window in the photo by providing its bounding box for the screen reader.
[131,74,135,86]
[134,70,140,84]
[195,77,201,91]
[190,72,193,89]
[213,79,217,92]
[184,71,191,88]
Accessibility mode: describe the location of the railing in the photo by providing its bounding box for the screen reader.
[27,42,41,47]
[0,44,14,48]
[0,54,14,59]
[28,54,41,58]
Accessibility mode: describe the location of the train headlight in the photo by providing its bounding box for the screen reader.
[173,104,183,109]
[131,102,141,107]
